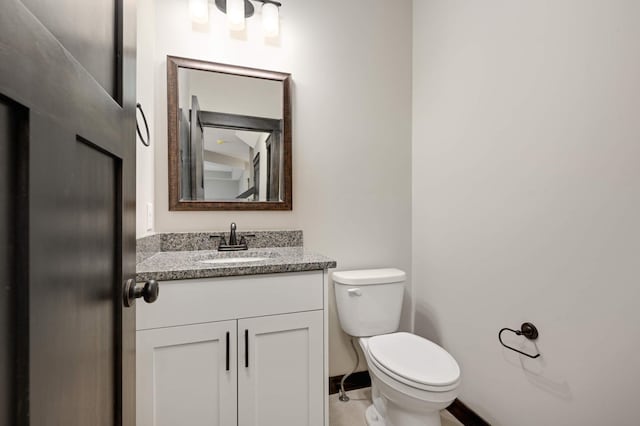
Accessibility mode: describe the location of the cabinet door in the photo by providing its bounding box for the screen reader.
[137,321,237,426]
[238,311,324,426]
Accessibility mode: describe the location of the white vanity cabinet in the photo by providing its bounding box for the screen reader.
[137,321,237,426]
[135,271,328,426]
[238,311,324,426]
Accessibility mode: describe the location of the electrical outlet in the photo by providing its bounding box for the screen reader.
[146,203,153,232]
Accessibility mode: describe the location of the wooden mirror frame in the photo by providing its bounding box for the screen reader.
[167,55,292,211]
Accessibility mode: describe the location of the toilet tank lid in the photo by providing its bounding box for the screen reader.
[333,268,406,285]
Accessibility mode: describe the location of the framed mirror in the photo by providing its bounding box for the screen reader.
[167,56,292,210]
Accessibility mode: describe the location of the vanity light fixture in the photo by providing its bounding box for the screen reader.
[261,1,279,37]
[226,0,246,31]
[188,0,209,24]
[213,0,281,35]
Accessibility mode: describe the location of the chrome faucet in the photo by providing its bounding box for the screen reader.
[210,222,255,251]
[229,222,238,245]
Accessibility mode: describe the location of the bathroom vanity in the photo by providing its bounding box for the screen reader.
[134,232,335,426]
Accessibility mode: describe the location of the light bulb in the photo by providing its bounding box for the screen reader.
[227,0,245,31]
[188,0,208,24]
[262,2,279,37]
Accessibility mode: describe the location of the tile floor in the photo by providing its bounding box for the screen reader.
[329,388,463,426]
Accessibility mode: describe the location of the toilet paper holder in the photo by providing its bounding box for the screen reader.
[498,322,541,359]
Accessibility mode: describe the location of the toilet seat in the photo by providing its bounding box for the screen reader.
[366,332,461,392]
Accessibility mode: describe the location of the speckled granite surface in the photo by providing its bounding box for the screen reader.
[136,231,334,282]
[136,234,161,264]
[138,230,303,252]
[136,247,336,282]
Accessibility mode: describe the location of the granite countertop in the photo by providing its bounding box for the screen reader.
[136,247,337,282]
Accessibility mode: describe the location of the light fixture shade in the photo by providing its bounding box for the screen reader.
[262,2,279,37]
[188,0,209,24]
[227,0,245,31]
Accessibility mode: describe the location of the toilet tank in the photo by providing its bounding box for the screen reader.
[333,268,406,337]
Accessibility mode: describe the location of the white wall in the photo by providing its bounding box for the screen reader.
[413,1,640,424]
[135,0,156,238]
[204,177,240,200]
[177,67,190,111]
[187,69,283,118]
[137,0,413,375]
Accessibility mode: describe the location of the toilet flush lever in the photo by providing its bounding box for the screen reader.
[347,288,362,296]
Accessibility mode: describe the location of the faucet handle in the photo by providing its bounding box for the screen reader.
[238,234,255,246]
[210,234,227,246]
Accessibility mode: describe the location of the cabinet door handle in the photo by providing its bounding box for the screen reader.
[225,331,230,371]
[244,329,249,368]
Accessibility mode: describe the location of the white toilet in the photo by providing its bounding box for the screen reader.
[333,268,461,426]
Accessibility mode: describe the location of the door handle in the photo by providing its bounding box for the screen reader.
[123,279,159,307]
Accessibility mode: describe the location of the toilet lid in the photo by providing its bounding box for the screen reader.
[368,332,460,387]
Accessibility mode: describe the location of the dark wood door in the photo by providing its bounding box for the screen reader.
[0,0,137,425]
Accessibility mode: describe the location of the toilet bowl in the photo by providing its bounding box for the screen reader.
[333,269,461,426]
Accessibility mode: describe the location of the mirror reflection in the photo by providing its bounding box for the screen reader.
[168,57,292,210]
[177,67,284,202]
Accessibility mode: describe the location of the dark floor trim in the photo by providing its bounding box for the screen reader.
[328,371,490,425]
[448,399,491,426]
[328,370,371,395]
[329,371,491,426]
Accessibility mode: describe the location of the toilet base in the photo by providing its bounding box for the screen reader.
[365,403,443,426]
[365,404,385,426]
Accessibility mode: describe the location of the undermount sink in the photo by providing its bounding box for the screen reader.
[200,256,269,264]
